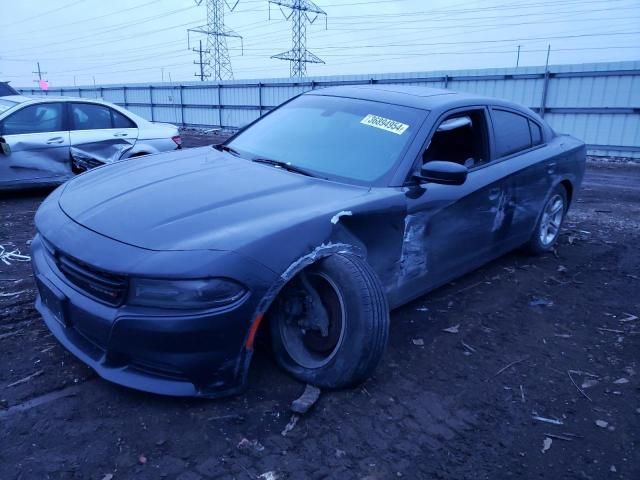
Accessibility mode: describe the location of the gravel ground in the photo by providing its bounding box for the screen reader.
[1,132,639,479]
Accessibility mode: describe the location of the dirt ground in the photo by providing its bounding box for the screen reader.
[1,133,638,480]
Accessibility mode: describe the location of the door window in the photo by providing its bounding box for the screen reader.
[423,109,489,169]
[71,103,113,130]
[492,109,532,157]
[112,109,136,129]
[0,103,64,135]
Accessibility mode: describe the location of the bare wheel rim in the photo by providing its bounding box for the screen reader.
[279,272,346,369]
[539,193,564,246]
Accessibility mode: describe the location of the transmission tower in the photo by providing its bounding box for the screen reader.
[189,0,242,81]
[269,1,327,78]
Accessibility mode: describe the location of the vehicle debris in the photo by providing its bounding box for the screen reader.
[0,245,31,266]
[568,370,592,401]
[612,378,629,384]
[461,340,476,354]
[529,297,553,307]
[443,324,460,334]
[7,369,43,388]
[290,384,321,415]
[619,313,638,323]
[541,437,552,453]
[595,420,608,428]
[492,356,529,378]
[532,415,563,425]
[258,472,279,480]
[237,438,265,452]
[281,415,299,436]
[543,433,574,442]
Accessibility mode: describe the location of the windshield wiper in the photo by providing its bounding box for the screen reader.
[213,144,241,157]
[252,157,320,178]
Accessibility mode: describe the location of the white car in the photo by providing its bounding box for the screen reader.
[0,96,181,190]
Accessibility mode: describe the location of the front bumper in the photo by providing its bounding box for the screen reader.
[31,226,276,397]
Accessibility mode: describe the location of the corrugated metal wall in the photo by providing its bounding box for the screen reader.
[18,60,640,158]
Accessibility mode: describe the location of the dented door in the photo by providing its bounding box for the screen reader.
[398,167,511,303]
[0,102,71,187]
[69,103,138,169]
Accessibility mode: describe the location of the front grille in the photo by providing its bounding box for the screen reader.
[55,254,128,306]
[41,237,128,306]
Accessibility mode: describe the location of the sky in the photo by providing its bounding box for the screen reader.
[1,0,639,87]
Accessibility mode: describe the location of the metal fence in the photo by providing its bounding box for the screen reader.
[18,60,640,158]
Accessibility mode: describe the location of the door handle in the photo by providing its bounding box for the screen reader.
[547,162,557,174]
[46,137,64,144]
[488,187,501,200]
[113,132,128,137]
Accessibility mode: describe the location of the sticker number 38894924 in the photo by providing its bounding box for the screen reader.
[360,114,410,135]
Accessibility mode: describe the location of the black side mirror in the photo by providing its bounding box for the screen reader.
[416,161,467,186]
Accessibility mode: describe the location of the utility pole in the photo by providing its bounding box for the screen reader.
[188,0,242,81]
[32,62,46,82]
[544,44,551,71]
[193,39,210,81]
[516,45,521,69]
[269,0,327,78]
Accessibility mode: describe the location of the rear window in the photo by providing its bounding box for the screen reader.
[112,109,136,129]
[529,120,543,146]
[492,109,532,157]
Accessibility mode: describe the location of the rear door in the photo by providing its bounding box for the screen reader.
[0,102,71,187]
[488,108,552,247]
[69,102,138,169]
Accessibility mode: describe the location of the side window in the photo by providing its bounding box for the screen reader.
[492,109,532,157]
[112,109,136,129]
[423,109,489,169]
[70,103,112,130]
[1,103,64,135]
[529,119,543,146]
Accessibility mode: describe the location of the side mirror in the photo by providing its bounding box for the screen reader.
[416,161,467,186]
[0,138,10,156]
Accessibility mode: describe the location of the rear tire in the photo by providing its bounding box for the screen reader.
[525,184,568,254]
[270,254,389,389]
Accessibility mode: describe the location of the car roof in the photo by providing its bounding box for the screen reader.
[0,95,32,104]
[306,84,528,113]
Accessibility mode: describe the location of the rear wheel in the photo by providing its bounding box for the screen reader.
[525,184,568,254]
[270,254,389,389]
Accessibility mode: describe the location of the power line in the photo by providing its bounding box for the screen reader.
[10,0,87,27]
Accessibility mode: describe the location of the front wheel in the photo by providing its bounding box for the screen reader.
[525,184,568,254]
[269,254,389,389]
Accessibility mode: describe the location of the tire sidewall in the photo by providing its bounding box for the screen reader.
[270,254,389,389]
[529,184,568,253]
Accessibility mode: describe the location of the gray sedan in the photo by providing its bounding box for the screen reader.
[0,96,181,190]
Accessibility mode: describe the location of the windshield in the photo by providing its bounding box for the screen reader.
[227,94,427,185]
[0,99,19,115]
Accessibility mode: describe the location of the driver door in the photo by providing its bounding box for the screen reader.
[0,102,71,188]
[394,107,515,304]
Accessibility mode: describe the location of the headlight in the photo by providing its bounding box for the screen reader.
[128,278,246,309]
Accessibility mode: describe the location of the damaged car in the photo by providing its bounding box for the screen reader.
[32,85,586,397]
[0,96,181,190]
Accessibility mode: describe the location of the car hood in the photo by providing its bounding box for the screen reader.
[59,146,369,252]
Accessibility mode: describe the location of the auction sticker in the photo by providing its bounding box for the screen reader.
[360,114,409,135]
